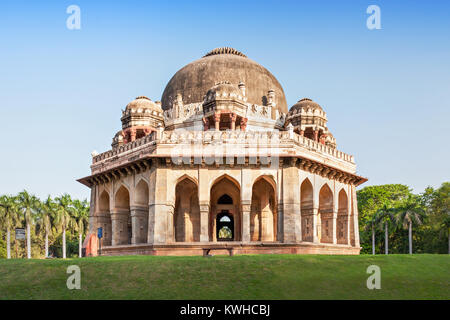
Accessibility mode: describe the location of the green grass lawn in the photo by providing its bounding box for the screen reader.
[0,254,448,300]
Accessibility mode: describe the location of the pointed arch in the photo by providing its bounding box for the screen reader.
[98,190,110,213]
[174,177,200,242]
[97,190,112,246]
[210,173,240,191]
[175,173,198,187]
[251,175,277,242]
[113,185,131,245]
[134,179,149,207]
[300,178,314,242]
[318,183,333,243]
[210,174,241,241]
[337,188,348,244]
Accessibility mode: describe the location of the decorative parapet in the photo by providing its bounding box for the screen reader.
[92,129,355,167]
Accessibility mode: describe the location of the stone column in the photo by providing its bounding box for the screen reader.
[214,112,221,131]
[231,113,237,130]
[130,128,137,142]
[351,185,360,247]
[240,118,248,131]
[332,209,338,244]
[282,163,300,243]
[89,184,97,234]
[111,211,129,246]
[131,206,148,244]
[148,203,172,244]
[202,117,209,131]
[241,200,251,243]
[199,202,209,242]
[312,206,319,243]
[313,129,319,142]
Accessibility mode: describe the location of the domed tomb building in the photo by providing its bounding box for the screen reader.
[78,48,367,256]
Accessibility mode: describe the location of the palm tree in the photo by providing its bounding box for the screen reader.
[17,191,38,259]
[365,214,378,255]
[72,199,89,258]
[374,204,395,255]
[0,195,18,259]
[395,195,426,254]
[36,196,54,258]
[54,194,75,258]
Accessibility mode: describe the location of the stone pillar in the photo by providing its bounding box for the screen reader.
[214,112,221,131]
[89,184,97,234]
[130,128,137,142]
[332,209,338,244]
[313,129,319,142]
[202,117,209,131]
[351,185,360,247]
[148,203,172,244]
[231,113,237,130]
[240,118,248,131]
[131,206,148,244]
[282,163,300,243]
[147,163,173,244]
[199,202,209,242]
[111,211,129,246]
[241,200,251,243]
[312,206,319,243]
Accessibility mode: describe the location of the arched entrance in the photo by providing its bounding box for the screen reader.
[174,177,200,242]
[132,180,149,244]
[97,190,112,246]
[113,185,131,245]
[216,211,234,241]
[250,176,277,242]
[318,184,333,243]
[300,178,314,242]
[337,189,348,244]
[210,175,241,242]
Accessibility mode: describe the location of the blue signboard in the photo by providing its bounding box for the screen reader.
[97,227,103,239]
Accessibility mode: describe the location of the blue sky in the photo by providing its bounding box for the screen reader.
[0,0,449,200]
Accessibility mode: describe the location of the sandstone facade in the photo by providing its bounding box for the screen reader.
[78,48,366,256]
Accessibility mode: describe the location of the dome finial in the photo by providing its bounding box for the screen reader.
[203,47,247,58]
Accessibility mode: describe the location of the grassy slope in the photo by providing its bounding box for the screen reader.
[0,254,448,300]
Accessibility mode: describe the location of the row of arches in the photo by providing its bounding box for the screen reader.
[96,180,149,246]
[94,174,351,246]
[301,179,349,244]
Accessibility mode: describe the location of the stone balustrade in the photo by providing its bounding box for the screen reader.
[92,130,355,165]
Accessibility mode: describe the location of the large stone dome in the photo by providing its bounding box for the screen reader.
[161,47,288,114]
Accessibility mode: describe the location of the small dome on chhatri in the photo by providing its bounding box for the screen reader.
[204,81,243,102]
[125,96,162,112]
[290,98,323,112]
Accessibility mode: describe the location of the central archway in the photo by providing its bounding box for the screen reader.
[210,175,241,242]
[216,211,234,241]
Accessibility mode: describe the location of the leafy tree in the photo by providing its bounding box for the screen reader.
[357,184,411,254]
